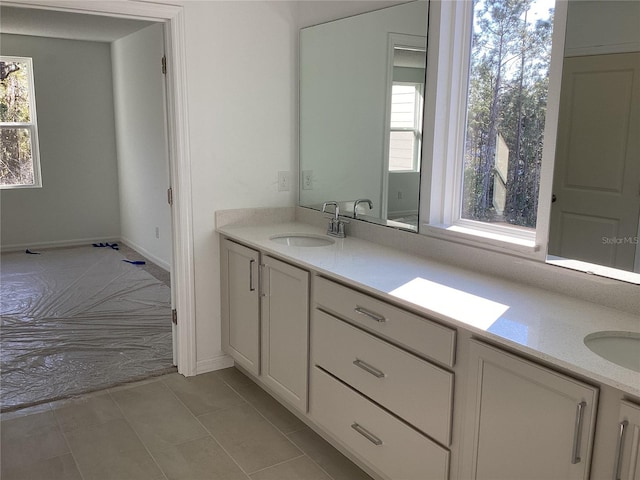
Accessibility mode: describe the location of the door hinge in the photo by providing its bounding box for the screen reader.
[167,187,173,206]
[172,309,177,325]
[161,55,167,75]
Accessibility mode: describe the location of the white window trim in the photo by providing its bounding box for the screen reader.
[420,0,569,260]
[1,55,42,189]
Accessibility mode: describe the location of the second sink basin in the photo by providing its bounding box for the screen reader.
[584,331,640,372]
[270,234,335,247]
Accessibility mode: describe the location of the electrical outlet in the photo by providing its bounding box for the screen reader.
[397,191,403,200]
[155,227,160,239]
[302,170,313,190]
[277,171,291,192]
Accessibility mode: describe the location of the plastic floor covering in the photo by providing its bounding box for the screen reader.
[0,245,174,412]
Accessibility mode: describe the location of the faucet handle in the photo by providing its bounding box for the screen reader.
[326,217,337,235]
[322,201,338,214]
[353,199,373,218]
[335,219,348,238]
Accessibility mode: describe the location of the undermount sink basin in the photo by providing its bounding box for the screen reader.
[584,331,640,372]
[270,234,335,247]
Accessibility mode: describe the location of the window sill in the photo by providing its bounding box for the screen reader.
[423,223,541,257]
[546,256,640,285]
[0,184,42,190]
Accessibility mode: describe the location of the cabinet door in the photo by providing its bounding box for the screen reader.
[461,340,598,480]
[261,255,309,413]
[615,400,640,480]
[221,239,260,376]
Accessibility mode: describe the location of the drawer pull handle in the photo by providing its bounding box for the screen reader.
[354,306,386,323]
[351,422,383,446]
[571,401,587,464]
[613,420,628,480]
[353,358,385,378]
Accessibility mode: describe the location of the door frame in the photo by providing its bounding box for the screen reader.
[4,0,197,375]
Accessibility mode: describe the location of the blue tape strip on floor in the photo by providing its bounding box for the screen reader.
[92,242,119,250]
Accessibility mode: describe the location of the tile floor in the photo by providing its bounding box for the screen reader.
[0,367,373,480]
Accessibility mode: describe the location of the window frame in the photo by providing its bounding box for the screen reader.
[420,0,568,260]
[1,55,42,189]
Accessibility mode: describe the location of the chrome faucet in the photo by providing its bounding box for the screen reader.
[322,201,348,238]
[353,199,373,218]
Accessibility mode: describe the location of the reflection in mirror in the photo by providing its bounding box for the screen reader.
[547,0,640,280]
[385,39,425,228]
[299,1,427,231]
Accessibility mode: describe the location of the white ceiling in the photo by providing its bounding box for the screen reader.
[0,6,155,43]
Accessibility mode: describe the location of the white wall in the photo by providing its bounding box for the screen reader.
[296,0,407,27]
[111,23,172,270]
[388,171,420,216]
[565,0,640,56]
[178,1,298,370]
[0,34,120,249]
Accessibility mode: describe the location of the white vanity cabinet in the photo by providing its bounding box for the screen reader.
[461,340,599,480]
[218,224,638,480]
[310,276,455,480]
[221,238,310,413]
[615,400,640,480]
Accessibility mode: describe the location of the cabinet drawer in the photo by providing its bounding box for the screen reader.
[314,276,456,367]
[310,366,449,480]
[312,310,453,445]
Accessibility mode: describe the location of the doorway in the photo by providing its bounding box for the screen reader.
[0,2,195,410]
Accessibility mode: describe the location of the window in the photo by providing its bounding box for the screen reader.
[422,0,566,256]
[1,56,41,188]
[389,82,423,172]
[461,0,554,229]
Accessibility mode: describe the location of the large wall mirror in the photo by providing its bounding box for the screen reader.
[299,1,427,231]
[299,0,639,283]
[547,0,640,281]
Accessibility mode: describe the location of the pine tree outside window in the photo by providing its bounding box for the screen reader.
[461,0,554,230]
[1,56,42,188]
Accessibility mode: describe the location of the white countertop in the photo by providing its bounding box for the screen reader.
[218,221,640,397]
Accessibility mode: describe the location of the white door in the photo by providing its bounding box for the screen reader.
[221,239,260,376]
[260,255,309,413]
[461,340,599,480]
[616,400,640,480]
[549,53,640,271]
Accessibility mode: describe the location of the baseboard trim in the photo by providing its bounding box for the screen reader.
[120,236,171,271]
[196,354,234,375]
[1,236,120,253]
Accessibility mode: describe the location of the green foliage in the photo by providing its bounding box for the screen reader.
[463,0,553,228]
[1,60,35,186]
